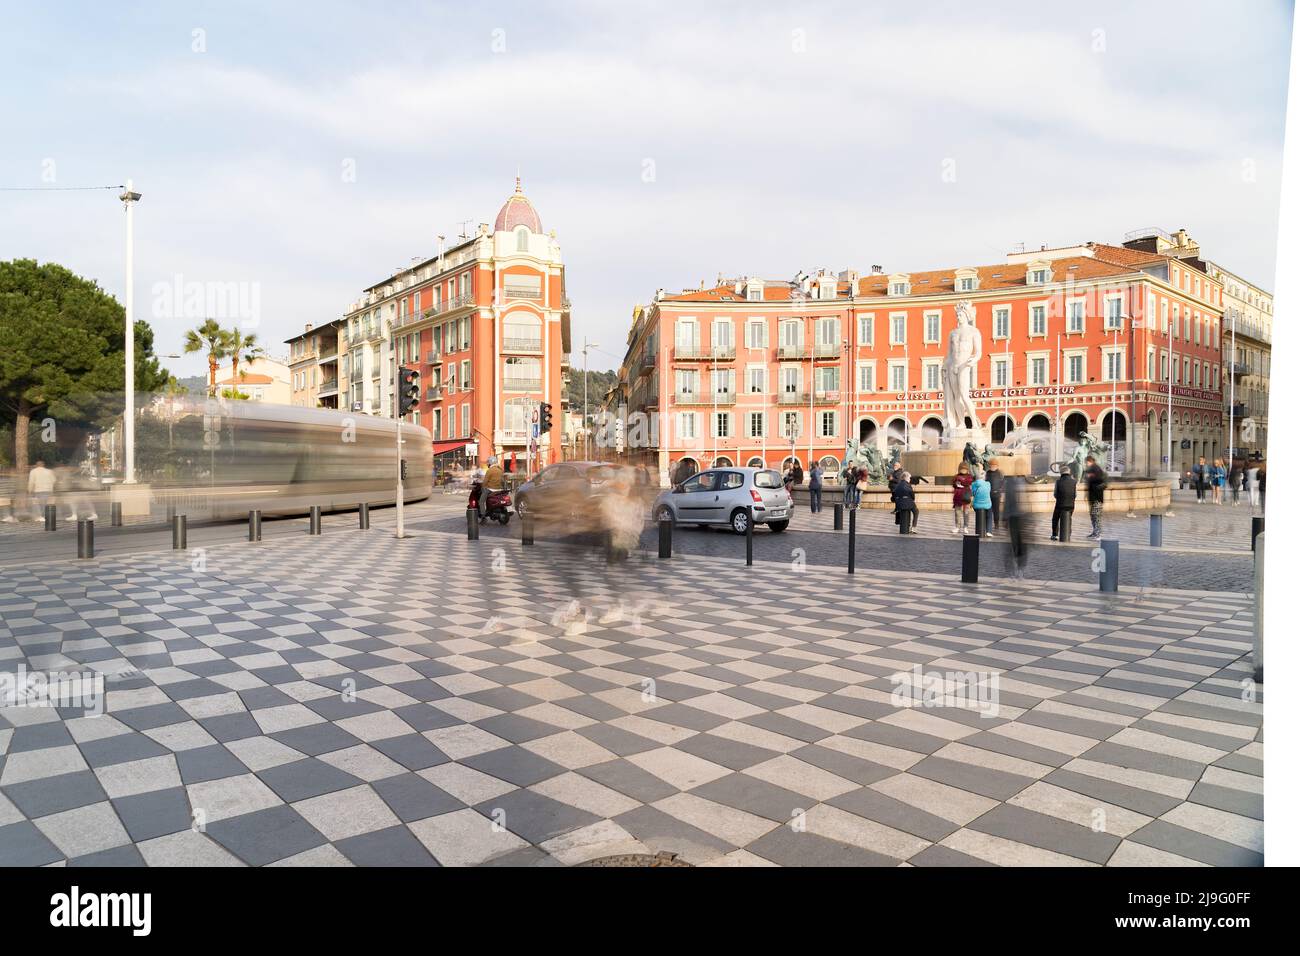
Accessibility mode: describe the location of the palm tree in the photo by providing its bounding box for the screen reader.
[183,319,233,395]
[228,329,266,381]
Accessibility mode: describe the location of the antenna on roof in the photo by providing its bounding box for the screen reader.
[457,219,472,239]
[1013,242,1025,254]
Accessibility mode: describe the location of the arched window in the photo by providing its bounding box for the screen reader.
[819,455,840,472]
[1026,413,1051,432]
[714,456,734,468]
[514,226,529,253]
[1064,412,1088,442]
[746,456,765,468]
[503,311,542,352]
[859,419,878,443]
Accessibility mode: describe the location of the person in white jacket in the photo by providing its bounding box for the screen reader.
[27,461,56,519]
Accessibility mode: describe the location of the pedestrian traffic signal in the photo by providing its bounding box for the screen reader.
[538,401,553,433]
[398,366,420,416]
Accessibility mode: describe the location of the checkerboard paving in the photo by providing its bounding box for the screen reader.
[0,528,1262,867]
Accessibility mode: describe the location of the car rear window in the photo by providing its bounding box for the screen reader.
[587,466,617,484]
[753,470,783,488]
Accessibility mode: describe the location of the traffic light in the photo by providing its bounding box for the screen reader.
[538,401,553,433]
[397,366,420,416]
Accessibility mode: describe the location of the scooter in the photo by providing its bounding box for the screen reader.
[468,481,512,525]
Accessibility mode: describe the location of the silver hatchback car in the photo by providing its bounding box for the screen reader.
[652,467,793,534]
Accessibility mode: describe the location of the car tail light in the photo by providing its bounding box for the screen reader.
[750,489,762,503]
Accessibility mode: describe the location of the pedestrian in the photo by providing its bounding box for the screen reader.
[783,465,796,497]
[842,462,860,510]
[908,471,927,530]
[1004,476,1031,578]
[1083,455,1106,538]
[1259,464,1267,511]
[1190,456,1208,503]
[971,468,992,537]
[951,462,974,534]
[1051,467,1076,541]
[477,456,503,519]
[1246,463,1260,508]
[986,458,1005,531]
[1212,459,1226,505]
[891,471,918,534]
[808,461,823,514]
[27,459,56,521]
[1229,460,1243,506]
[792,459,804,487]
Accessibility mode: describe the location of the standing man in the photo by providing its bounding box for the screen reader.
[1191,456,1208,503]
[986,458,1005,532]
[807,461,823,514]
[27,460,56,520]
[1004,476,1031,579]
[1083,454,1106,539]
[1051,467,1076,541]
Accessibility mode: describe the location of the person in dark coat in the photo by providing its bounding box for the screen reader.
[1083,455,1106,538]
[1004,475,1031,577]
[986,459,1005,531]
[1051,470,1076,541]
[891,471,919,534]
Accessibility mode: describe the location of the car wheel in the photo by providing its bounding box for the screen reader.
[730,509,750,535]
[654,506,675,526]
[768,520,789,533]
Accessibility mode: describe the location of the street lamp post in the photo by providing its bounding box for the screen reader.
[581,337,597,461]
[1228,307,1237,468]
[120,180,142,483]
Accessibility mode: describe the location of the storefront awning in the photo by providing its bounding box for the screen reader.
[431,440,468,456]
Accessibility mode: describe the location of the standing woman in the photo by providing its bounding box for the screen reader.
[1246,462,1260,509]
[808,461,824,514]
[971,469,993,537]
[1212,459,1226,505]
[951,462,974,534]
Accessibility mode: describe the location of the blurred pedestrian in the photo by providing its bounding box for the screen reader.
[791,459,804,487]
[891,471,918,534]
[1246,463,1260,508]
[1004,476,1031,578]
[951,462,973,534]
[1191,456,1208,503]
[1051,467,1076,541]
[27,460,55,520]
[1083,454,1106,539]
[808,461,824,514]
[1229,460,1242,506]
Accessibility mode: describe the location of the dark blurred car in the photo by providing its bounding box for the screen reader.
[513,461,631,524]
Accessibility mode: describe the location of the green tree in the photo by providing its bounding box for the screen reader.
[184,318,233,395]
[227,328,265,381]
[0,259,168,477]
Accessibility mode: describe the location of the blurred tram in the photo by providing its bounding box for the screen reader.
[138,399,431,519]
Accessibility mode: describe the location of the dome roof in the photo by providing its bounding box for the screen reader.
[494,177,543,233]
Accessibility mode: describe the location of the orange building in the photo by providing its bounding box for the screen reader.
[620,241,1225,483]
[338,179,570,469]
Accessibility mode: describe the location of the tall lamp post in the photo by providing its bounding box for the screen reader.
[581,337,597,460]
[1227,307,1238,468]
[120,180,142,483]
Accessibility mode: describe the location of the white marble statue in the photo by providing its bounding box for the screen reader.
[942,299,983,440]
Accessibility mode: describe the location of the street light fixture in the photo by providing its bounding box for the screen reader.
[120,180,142,483]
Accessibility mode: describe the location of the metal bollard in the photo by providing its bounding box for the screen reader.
[309,505,322,535]
[847,508,856,574]
[1148,513,1163,548]
[467,507,479,541]
[745,507,753,567]
[520,513,532,546]
[44,504,56,531]
[899,509,912,535]
[1251,516,1264,552]
[77,518,94,559]
[171,514,187,550]
[833,503,844,531]
[606,528,626,564]
[1099,539,1119,592]
[248,510,262,542]
[658,518,672,559]
[359,503,370,530]
[961,534,979,583]
[974,509,988,537]
[1059,510,1072,542]
[1253,532,1264,682]
[110,502,123,527]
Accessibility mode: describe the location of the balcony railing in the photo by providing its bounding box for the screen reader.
[674,392,736,406]
[673,344,735,361]
[425,386,442,401]
[778,391,809,404]
[776,345,810,360]
[503,378,541,392]
[426,351,441,364]
[813,343,841,358]
[425,292,476,320]
[503,337,543,353]
[317,378,338,396]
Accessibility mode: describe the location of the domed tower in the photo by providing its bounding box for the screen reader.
[494,176,543,234]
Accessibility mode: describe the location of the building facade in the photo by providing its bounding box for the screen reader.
[617,242,1226,484]
[284,321,342,409]
[213,355,292,404]
[336,179,571,467]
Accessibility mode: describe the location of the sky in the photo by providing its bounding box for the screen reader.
[1,0,1294,378]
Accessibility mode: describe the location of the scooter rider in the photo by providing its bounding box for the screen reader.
[478,456,504,519]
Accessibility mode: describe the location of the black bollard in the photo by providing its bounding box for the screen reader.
[1059,509,1072,543]
[833,503,844,531]
[171,514,187,550]
[1251,515,1264,552]
[467,507,480,541]
[658,518,672,559]
[1099,539,1119,593]
[309,505,322,536]
[899,509,912,535]
[520,513,532,546]
[77,518,94,559]
[359,502,370,530]
[248,510,262,542]
[745,507,753,567]
[1149,513,1163,548]
[44,504,56,532]
[110,502,123,527]
[974,509,988,537]
[961,533,979,583]
[847,507,856,574]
